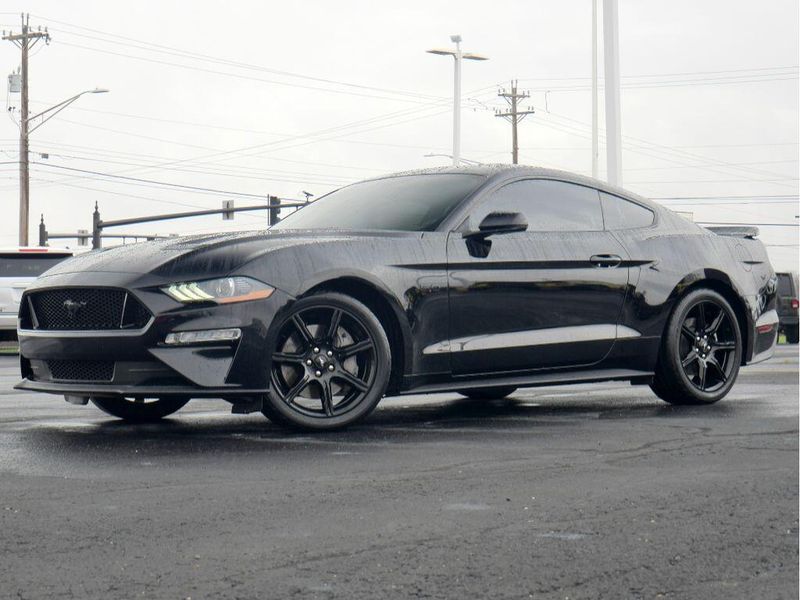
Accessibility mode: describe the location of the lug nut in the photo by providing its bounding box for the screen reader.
[327,350,333,357]
[315,370,322,377]
[313,347,320,353]
[328,365,334,372]
[306,359,312,365]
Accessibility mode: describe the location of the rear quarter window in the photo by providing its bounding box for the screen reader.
[601,192,655,230]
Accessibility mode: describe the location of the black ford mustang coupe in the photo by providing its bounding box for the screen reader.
[16,166,779,430]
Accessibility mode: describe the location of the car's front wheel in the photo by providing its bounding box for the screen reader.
[651,288,742,405]
[91,396,190,422]
[263,293,391,431]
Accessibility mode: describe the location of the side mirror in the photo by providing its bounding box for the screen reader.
[466,211,528,238]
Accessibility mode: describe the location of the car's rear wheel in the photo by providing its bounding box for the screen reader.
[91,396,190,422]
[651,289,742,405]
[263,293,391,431]
[785,325,799,344]
[458,386,517,400]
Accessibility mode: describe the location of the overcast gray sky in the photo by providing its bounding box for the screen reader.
[1,0,797,269]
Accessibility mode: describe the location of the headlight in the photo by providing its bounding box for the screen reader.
[161,277,274,304]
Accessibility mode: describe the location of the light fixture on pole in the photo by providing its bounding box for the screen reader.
[427,35,487,167]
[26,88,108,132]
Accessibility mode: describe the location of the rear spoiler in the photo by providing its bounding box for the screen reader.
[705,226,759,239]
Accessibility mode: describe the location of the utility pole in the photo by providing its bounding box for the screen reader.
[495,81,535,165]
[3,14,50,247]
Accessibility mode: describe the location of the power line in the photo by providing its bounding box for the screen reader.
[37,15,443,101]
[528,110,799,187]
[20,85,493,192]
[29,176,267,224]
[32,152,355,186]
[58,40,439,105]
[517,65,799,82]
[31,162,279,199]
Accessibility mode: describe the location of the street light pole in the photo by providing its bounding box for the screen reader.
[14,88,108,246]
[427,36,487,167]
[452,37,462,167]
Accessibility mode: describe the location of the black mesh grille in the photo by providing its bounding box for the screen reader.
[27,289,151,331]
[47,360,114,382]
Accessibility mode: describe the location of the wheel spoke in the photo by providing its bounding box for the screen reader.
[319,380,334,416]
[695,303,707,331]
[681,350,698,368]
[697,360,707,390]
[339,338,373,358]
[712,340,736,350]
[325,309,343,343]
[272,352,305,365]
[681,323,696,341]
[282,375,310,404]
[707,355,727,383]
[707,309,725,334]
[291,314,315,346]
[333,370,369,392]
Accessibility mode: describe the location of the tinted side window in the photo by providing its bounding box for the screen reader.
[474,179,603,232]
[601,192,654,230]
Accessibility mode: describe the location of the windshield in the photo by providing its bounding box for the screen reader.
[273,173,485,232]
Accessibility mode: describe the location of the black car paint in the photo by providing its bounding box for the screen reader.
[15,166,778,400]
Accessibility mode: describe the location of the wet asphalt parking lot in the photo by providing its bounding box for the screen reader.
[0,346,797,600]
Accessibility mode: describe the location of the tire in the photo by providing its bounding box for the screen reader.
[458,386,517,400]
[650,288,742,405]
[263,292,392,431]
[786,325,799,344]
[91,396,190,422]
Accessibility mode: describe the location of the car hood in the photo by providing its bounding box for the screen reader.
[38,229,418,280]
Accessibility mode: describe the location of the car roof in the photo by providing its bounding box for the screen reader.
[366,164,660,211]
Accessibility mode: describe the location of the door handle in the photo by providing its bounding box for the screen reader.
[590,254,623,268]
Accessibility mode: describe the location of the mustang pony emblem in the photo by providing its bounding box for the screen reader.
[62,299,87,319]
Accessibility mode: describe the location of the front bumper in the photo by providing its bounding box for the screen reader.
[16,283,291,398]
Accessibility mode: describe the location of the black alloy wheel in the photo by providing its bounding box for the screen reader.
[91,396,190,422]
[651,288,742,405]
[263,292,391,430]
